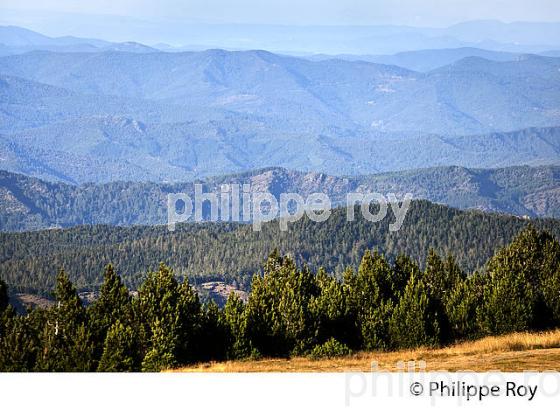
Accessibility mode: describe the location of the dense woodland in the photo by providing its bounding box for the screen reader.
[1,226,559,371]
[2,201,560,295]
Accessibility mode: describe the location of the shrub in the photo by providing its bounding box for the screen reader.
[309,338,352,359]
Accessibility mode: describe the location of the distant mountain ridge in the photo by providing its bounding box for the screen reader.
[307,47,560,72]
[2,20,560,55]
[0,48,559,184]
[1,165,559,231]
[1,121,559,184]
[2,25,558,72]
[307,47,523,72]
[0,25,158,55]
[1,50,559,136]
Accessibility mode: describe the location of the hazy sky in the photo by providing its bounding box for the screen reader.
[2,0,560,27]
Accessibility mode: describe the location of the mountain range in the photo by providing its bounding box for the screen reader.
[2,20,560,55]
[0,46,559,183]
[1,165,559,231]
[1,49,559,137]
[1,25,559,199]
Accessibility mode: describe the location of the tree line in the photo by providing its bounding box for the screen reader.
[1,226,559,371]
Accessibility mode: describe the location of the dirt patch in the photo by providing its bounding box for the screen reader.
[11,293,54,313]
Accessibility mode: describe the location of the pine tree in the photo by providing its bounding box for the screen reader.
[246,253,318,356]
[389,274,441,349]
[136,263,201,367]
[487,226,560,329]
[223,293,253,359]
[0,312,40,371]
[69,323,96,371]
[197,301,228,361]
[358,250,393,301]
[141,318,177,372]
[391,254,418,299]
[478,270,536,335]
[90,265,131,332]
[310,268,351,347]
[344,250,395,349]
[1,226,559,371]
[360,300,393,350]
[445,273,485,340]
[423,250,464,303]
[88,265,132,361]
[542,267,560,327]
[53,269,85,330]
[36,269,94,371]
[98,321,139,372]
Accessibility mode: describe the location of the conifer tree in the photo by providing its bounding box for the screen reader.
[484,226,560,329]
[223,293,253,359]
[344,251,394,349]
[445,273,485,340]
[53,269,85,330]
[0,312,40,371]
[423,250,464,303]
[1,228,558,371]
[389,274,441,349]
[98,321,139,372]
[36,269,95,371]
[542,267,560,327]
[478,270,536,335]
[197,301,228,361]
[360,300,393,350]
[90,266,131,331]
[391,254,418,299]
[136,263,201,367]
[310,268,351,347]
[89,265,132,361]
[358,250,393,301]
[70,323,96,371]
[141,318,177,372]
[246,253,318,356]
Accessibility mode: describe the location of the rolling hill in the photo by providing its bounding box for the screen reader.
[1,165,559,232]
[1,200,560,294]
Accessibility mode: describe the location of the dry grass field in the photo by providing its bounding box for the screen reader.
[176,330,560,372]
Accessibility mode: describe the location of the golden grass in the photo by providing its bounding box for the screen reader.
[176,329,560,372]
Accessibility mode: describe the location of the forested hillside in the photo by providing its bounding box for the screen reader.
[2,201,559,295]
[2,165,559,231]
